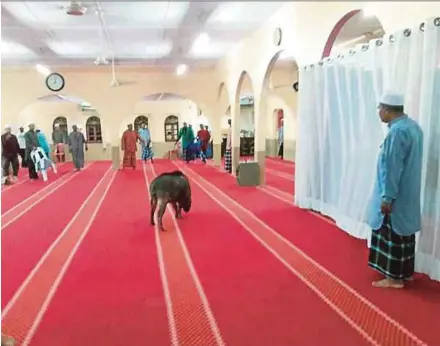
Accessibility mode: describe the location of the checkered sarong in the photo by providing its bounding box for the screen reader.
[224,148,232,173]
[141,144,154,160]
[368,216,416,280]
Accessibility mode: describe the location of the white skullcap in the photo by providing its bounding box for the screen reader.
[380,92,404,107]
[4,125,11,129]
[54,123,60,127]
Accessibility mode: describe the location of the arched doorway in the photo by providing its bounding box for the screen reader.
[53,116,68,139]
[134,115,149,132]
[128,93,213,160]
[217,83,231,165]
[17,94,105,161]
[235,72,255,162]
[261,50,298,162]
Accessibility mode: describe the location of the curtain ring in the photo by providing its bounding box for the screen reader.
[403,28,411,37]
[389,34,396,42]
[376,39,383,46]
[419,22,425,32]
[349,49,356,55]
[434,17,440,26]
[361,44,369,51]
[318,61,324,66]
[310,64,315,69]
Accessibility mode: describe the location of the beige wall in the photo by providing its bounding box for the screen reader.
[3,1,439,167]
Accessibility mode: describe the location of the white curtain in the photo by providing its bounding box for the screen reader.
[295,17,440,281]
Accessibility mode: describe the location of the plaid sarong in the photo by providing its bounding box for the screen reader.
[224,148,232,173]
[141,144,154,161]
[368,216,416,280]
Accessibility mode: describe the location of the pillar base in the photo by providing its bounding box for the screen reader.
[111,146,120,170]
[255,150,266,185]
[213,143,222,166]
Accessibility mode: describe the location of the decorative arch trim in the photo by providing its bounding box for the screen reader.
[321,9,361,59]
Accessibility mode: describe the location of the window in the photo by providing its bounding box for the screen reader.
[164,115,179,142]
[86,116,102,143]
[134,115,149,132]
[53,116,68,138]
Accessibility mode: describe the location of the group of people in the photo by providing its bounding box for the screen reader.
[1,123,88,184]
[120,121,212,170]
[121,122,154,169]
[175,123,211,163]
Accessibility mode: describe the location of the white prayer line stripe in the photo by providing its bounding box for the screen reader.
[1,164,113,319]
[21,168,117,346]
[2,162,83,217]
[142,163,179,346]
[266,168,294,180]
[166,162,225,346]
[1,163,94,230]
[1,163,67,193]
[180,163,425,346]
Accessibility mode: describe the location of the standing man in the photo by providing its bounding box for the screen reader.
[36,128,50,157]
[138,122,154,163]
[1,125,20,182]
[16,126,27,167]
[367,92,423,289]
[278,118,284,159]
[52,123,66,163]
[24,123,39,180]
[197,124,210,163]
[68,125,88,171]
[224,118,232,173]
[121,124,142,169]
[175,122,195,162]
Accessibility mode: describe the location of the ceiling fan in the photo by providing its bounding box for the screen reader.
[109,55,138,87]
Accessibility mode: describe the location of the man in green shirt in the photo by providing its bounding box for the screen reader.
[175,122,195,162]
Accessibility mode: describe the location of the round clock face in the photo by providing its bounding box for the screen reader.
[274,28,282,46]
[46,73,65,92]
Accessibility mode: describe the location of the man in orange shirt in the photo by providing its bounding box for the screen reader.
[121,124,144,169]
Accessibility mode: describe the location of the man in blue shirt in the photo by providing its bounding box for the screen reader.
[367,92,423,289]
[138,122,154,163]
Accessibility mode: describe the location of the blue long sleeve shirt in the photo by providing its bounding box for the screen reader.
[367,115,423,236]
[37,132,50,155]
[138,128,150,143]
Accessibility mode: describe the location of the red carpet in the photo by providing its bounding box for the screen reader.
[266,156,295,174]
[1,163,69,214]
[1,159,439,345]
[1,162,109,308]
[162,160,368,345]
[187,162,440,345]
[28,168,170,346]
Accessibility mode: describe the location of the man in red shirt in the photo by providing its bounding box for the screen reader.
[197,124,211,163]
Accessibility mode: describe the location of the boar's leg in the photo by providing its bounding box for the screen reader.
[171,202,181,218]
[150,197,157,225]
[157,198,168,231]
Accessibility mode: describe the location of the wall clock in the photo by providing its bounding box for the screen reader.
[46,72,65,92]
[274,27,282,46]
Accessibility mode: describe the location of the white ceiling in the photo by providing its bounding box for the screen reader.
[1,1,285,68]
